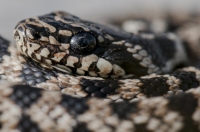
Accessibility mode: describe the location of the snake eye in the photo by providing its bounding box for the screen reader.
[70,32,96,54]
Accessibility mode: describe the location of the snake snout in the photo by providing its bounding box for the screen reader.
[14,24,28,54]
[13,30,20,41]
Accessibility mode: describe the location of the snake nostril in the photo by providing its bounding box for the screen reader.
[14,31,20,40]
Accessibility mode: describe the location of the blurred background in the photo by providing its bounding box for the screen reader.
[0,0,200,41]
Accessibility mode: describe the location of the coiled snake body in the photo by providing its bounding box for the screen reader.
[0,11,200,132]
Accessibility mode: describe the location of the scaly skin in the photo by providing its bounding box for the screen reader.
[0,11,199,132]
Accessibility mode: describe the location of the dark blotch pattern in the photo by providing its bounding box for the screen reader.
[73,123,92,132]
[19,56,57,86]
[168,93,199,132]
[10,85,42,109]
[135,124,152,132]
[61,94,89,115]
[110,102,138,119]
[18,114,41,132]
[140,77,169,97]
[172,70,199,91]
[80,79,120,98]
[168,93,197,118]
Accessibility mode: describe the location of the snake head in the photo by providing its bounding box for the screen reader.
[13,11,135,78]
[13,11,187,78]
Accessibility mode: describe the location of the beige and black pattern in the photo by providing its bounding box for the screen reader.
[0,11,200,132]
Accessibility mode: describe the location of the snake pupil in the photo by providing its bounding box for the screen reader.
[79,38,88,47]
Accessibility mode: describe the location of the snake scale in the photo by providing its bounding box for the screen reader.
[0,11,200,132]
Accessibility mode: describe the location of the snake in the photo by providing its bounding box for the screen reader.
[0,11,200,132]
